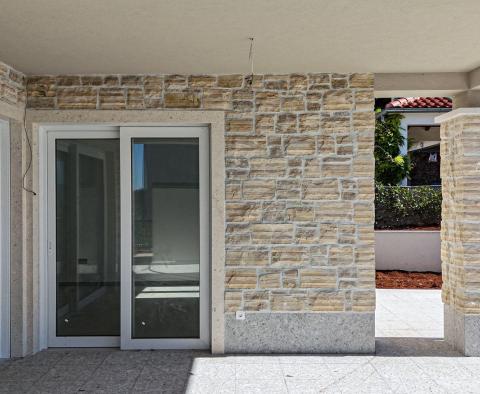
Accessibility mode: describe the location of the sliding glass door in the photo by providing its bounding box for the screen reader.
[120,127,209,349]
[47,126,209,349]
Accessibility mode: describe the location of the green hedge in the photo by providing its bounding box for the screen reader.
[375,185,442,229]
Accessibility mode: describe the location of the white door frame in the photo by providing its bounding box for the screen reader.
[47,129,120,347]
[120,126,210,350]
[42,124,210,349]
[0,119,10,358]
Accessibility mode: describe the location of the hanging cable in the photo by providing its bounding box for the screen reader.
[22,79,36,196]
[245,37,255,86]
[248,37,255,75]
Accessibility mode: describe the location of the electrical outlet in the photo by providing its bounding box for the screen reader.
[235,311,246,320]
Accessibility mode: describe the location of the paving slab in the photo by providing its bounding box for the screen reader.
[376,289,443,338]
[0,341,477,393]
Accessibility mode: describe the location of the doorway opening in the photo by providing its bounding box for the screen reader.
[374,97,447,342]
[44,125,210,350]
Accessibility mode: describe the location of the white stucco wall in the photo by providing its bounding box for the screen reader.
[375,230,441,272]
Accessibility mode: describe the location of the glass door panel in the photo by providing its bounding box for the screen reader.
[121,127,209,349]
[49,135,121,346]
[132,139,200,338]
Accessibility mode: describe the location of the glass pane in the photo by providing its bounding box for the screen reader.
[132,138,200,339]
[56,139,120,336]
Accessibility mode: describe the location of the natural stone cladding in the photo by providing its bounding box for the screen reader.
[27,72,376,314]
[0,61,26,107]
[441,115,480,314]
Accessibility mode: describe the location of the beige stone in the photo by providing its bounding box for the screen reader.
[226,118,253,133]
[226,202,262,222]
[264,74,288,90]
[262,201,286,223]
[308,291,345,311]
[282,269,299,288]
[299,268,337,288]
[302,179,339,200]
[271,292,305,311]
[59,87,97,109]
[225,269,257,289]
[243,291,270,311]
[251,224,294,244]
[349,73,374,88]
[226,135,266,157]
[203,89,232,110]
[284,136,316,155]
[164,91,200,108]
[276,113,297,133]
[255,114,275,134]
[294,225,318,244]
[164,74,187,89]
[286,206,315,222]
[259,270,281,288]
[243,180,275,200]
[323,89,353,111]
[308,73,330,90]
[226,249,269,266]
[298,113,320,132]
[276,180,301,199]
[271,247,309,267]
[256,91,281,112]
[189,75,217,87]
[249,158,286,177]
[289,74,308,90]
[225,291,242,312]
[218,74,244,88]
[281,95,305,111]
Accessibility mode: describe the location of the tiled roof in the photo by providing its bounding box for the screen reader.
[385,97,452,109]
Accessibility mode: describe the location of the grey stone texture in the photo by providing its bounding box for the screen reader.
[225,312,375,353]
[445,304,480,356]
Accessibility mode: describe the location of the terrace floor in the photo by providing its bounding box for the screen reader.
[0,339,478,394]
[375,289,443,338]
[0,290,470,393]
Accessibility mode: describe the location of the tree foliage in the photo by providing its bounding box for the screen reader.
[375,112,412,185]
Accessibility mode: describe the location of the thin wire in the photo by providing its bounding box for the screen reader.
[248,37,254,75]
[22,79,36,196]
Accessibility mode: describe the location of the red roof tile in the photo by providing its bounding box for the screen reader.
[385,97,452,109]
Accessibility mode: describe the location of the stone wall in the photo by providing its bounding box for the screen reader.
[27,73,376,319]
[0,61,25,108]
[441,115,480,314]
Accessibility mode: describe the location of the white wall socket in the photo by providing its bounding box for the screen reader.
[235,311,246,320]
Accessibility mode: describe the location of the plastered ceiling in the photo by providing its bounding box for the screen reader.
[0,0,479,75]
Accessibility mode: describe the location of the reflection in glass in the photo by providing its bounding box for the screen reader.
[55,139,120,336]
[132,138,200,339]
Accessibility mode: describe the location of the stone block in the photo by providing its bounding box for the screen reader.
[225,269,258,289]
[218,74,244,88]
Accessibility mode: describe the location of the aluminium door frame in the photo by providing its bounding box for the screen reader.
[47,129,120,347]
[120,126,210,350]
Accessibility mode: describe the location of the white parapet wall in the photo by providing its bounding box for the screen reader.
[375,230,441,272]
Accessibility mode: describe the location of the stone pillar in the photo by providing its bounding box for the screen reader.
[437,108,480,356]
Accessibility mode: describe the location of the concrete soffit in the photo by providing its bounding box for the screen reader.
[374,66,480,98]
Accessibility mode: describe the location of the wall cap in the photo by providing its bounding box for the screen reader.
[435,108,480,123]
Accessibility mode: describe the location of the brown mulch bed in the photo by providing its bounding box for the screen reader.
[376,270,442,289]
[376,226,441,231]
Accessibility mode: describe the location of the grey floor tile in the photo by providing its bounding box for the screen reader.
[235,379,288,394]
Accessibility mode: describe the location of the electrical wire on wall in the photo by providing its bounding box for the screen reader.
[22,80,36,196]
